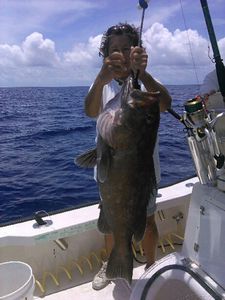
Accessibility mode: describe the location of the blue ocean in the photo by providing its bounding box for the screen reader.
[0,85,198,225]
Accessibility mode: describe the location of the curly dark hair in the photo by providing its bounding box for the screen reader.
[99,22,140,58]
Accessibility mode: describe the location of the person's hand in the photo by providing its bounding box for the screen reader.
[97,52,129,85]
[130,46,148,77]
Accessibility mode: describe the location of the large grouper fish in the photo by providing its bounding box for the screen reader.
[75,76,160,284]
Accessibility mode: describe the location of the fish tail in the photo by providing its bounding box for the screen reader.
[106,247,133,284]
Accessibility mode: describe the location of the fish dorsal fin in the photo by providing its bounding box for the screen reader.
[74,148,97,168]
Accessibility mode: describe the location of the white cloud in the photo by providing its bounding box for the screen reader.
[0,32,59,68]
[218,37,225,59]
[63,35,102,67]
[0,22,225,86]
[140,23,225,84]
[143,23,209,66]
[22,32,60,67]
[0,44,24,67]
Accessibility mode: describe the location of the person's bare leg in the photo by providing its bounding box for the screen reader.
[142,214,159,268]
[92,234,114,290]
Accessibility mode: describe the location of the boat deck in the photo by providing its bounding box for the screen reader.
[33,246,181,299]
[34,263,145,300]
[33,260,150,299]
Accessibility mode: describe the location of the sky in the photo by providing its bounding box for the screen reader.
[0,0,225,87]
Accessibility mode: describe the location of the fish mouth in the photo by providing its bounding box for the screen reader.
[128,90,160,108]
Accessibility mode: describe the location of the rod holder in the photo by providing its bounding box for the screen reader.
[54,238,68,251]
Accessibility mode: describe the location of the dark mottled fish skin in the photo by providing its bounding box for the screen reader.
[75,77,160,284]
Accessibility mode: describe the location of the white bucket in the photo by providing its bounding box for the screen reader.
[0,261,35,300]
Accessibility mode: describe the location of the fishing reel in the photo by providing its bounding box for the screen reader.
[182,96,225,185]
[183,96,207,140]
[184,96,224,165]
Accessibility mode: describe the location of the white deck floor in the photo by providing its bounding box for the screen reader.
[34,262,146,300]
[34,246,181,300]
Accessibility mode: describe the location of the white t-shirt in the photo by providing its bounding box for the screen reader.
[97,79,161,184]
[200,69,219,95]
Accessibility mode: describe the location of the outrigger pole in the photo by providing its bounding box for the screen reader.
[200,0,225,99]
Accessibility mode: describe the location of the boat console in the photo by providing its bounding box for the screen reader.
[130,182,225,300]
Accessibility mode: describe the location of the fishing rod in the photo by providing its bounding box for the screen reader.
[133,0,187,126]
[167,107,187,128]
[132,0,149,89]
[138,0,148,46]
[200,0,225,99]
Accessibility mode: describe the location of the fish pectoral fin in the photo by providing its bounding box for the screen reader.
[74,148,97,168]
[106,248,133,284]
[133,217,146,243]
[97,207,112,234]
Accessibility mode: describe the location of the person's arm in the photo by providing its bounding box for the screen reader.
[85,52,127,118]
[84,76,105,118]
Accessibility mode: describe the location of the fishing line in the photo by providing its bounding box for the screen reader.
[179,0,200,86]
[167,1,202,126]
